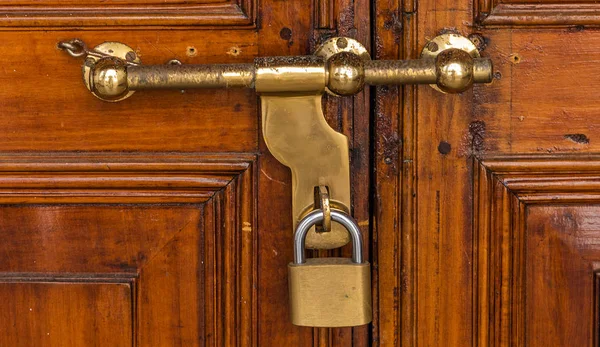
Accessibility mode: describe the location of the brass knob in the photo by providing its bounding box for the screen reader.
[90,57,129,100]
[420,33,491,94]
[326,52,365,96]
[434,49,474,94]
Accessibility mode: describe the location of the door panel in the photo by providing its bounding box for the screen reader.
[0,0,371,344]
[372,0,600,346]
[0,282,133,347]
[475,158,600,346]
[0,155,256,345]
[8,0,598,343]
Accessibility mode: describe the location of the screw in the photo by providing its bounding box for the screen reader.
[126,51,137,62]
[336,37,348,49]
[427,42,439,53]
[468,33,487,52]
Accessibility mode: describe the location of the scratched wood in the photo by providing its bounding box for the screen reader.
[475,30,600,154]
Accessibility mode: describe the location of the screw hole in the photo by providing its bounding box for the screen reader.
[509,53,521,64]
[187,46,197,57]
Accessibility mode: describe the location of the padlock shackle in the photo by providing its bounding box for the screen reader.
[294,209,364,264]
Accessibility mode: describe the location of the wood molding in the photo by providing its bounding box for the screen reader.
[474,155,600,346]
[200,155,257,346]
[0,152,257,345]
[475,1,600,27]
[0,1,256,29]
[0,152,254,203]
[372,0,414,344]
[314,0,335,29]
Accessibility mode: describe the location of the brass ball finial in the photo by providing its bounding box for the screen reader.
[91,57,129,100]
[434,49,475,94]
[326,52,365,96]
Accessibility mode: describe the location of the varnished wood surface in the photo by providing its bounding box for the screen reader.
[0,282,133,347]
[0,155,256,345]
[370,0,600,344]
[0,31,257,152]
[476,1,600,27]
[474,157,600,346]
[0,0,370,344]
[0,0,256,28]
[4,0,600,344]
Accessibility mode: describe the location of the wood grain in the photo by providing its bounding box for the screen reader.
[475,156,600,346]
[0,31,258,152]
[474,30,600,155]
[0,154,256,346]
[0,0,255,28]
[0,281,133,347]
[0,0,374,342]
[372,0,405,345]
[412,1,477,346]
[314,0,335,29]
[476,1,600,27]
[371,0,600,343]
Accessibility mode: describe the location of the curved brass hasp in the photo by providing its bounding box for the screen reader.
[57,34,493,249]
[254,38,373,249]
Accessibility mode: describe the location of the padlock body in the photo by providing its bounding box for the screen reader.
[288,257,372,327]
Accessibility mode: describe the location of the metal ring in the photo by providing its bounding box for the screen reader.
[293,209,363,264]
[314,185,331,233]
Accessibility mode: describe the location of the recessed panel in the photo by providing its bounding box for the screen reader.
[0,282,132,347]
[0,154,256,345]
[476,0,600,26]
[526,205,600,346]
[0,0,255,27]
[475,157,600,346]
[0,205,202,273]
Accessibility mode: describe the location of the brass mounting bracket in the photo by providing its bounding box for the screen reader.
[58,34,493,249]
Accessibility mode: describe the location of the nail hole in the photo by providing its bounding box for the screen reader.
[187,46,197,57]
[438,141,452,155]
[279,27,293,40]
[509,53,521,64]
[227,47,241,56]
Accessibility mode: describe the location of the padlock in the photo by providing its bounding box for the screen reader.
[288,209,372,327]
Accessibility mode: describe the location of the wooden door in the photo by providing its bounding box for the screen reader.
[3,0,598,346]
[372,0,600,346]
[0,0,372,346]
